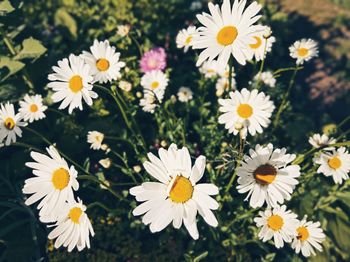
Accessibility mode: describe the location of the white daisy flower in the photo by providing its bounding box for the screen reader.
[176,26,198,53]
[177,87,193,102]
[248,26,275,61]
[193,0,263,66]
[129,144,219,240]
[0,102,27,146]
[140,91,157,114]
[237,144,301,208]
[291,216,326,257]
[254,71,276,88]
[117,25,130,37]
[47,198,94,252]
[218,88,275,137]
[22,146,79,221]
[87,131,104,150]
[19,94,47,123]
[254,205,299,248]
[216,77,236,97]
[199,60,221,78]
[81,40,126,84]
[140,70,168,102]
[48,54,98,114]
[315,147,350,184]
[289,39,318,65]
[308,133,336,150]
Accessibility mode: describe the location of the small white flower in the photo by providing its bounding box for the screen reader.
[248,26,275,61]
[130,144,219,240]
[315,147,350,184]
[118,80,132,92]
[289,39,318,65]
[81,40,126,84]
[19,94,47,123]
[216,77,236,97]
[291,216,326,257]
[199,60,222,78]
[176,26,198,53]
[0,102,27,146]
[218,88,275,137]
[140,70,168,102]
[48,54,98,114]
[117,25,130,37]
[99,158,111,169]
[100,143,111,153]
[87,131,104,150]
[140,91,157,114]
[308,133,336,150]
[177,87,193,103]
[254,71,276,88]
[254,205,299,248]
[47,198,94,252]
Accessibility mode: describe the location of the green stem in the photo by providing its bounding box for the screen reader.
[225,140,244,193]
[87,201,114,212]
[256,40,268,88]
[129,34,143,57]
[273,66,304,77]
[228,58,234,90]
[77,175,122,200]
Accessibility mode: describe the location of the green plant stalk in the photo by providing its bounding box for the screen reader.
[272,66,303,77]
[77,175,122,200]
[256,40,268,88]
[225,140,244,193]
[228,58,234,90]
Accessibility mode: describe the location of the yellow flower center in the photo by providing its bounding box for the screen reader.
[267,215,284,231]
[169,176,193,203]
[151,81,159,90]
[69,75,83,93]
[52,168,70,190]
[297,48,309,57]
[297,226,309,241]
[328,156,341,170]
[68,207,83,224]
[96,58,110,71]
[250,36,262,49]
[237,103,253,118]
[253,164,277,185]
[30,104,38,113]
[217,26,238,46]
[185,36,192,45]
[4,117,15,130]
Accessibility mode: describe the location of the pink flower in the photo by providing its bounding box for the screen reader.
[140,47,167,73]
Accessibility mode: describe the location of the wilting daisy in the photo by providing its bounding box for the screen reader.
[19,94,47,123]
[140,91,157,114]
[0,102,27,146]
[291,216,326,257]
[177,87,193,102]
[176,26,198,53]
[218,88,275,137]
[140,48,167,73]
[193,0,263,66]
[289,39,318,65]
[248,26,275,61]
[140,70,168,102]
[47,198,94,252]
[216,77,236,97]
[254,205,298,248]
[308,133,336,150]
[237,144,301,208]
[254,71,276,88]
[118,80,132,92]
[315,147,350,184]
[87,131,104,150]
[129,144,219,239]
[81,40,125,84]
[48,54,97,114]
[22,146,79,221]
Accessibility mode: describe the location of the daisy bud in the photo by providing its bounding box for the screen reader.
[133,165,141,173]
[99,158,111,169]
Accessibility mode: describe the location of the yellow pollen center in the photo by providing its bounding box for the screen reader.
[328,156,341,170]
[52,168,70,190]
[4,117,15,130]
[96,58,110,71]
[254,164,277,185]
[297,48,309,57]
[169,176,193,203]
[69,75,83,93]
[185,36,193,45]
[151,81,159,90]
[267,215,284,231]
[217,26,238,46]
[68,207,83,224]
[237,104,253,118]
[297,226,309,241]
[30,104,38,113]
[250,36,262,49]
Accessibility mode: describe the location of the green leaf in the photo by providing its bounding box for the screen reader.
[0,56,25,80]
[328,216,350,260]
[54,8,78,38]
[193,251,208,262]
[14,37,47,60]
[0,0,14,15]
